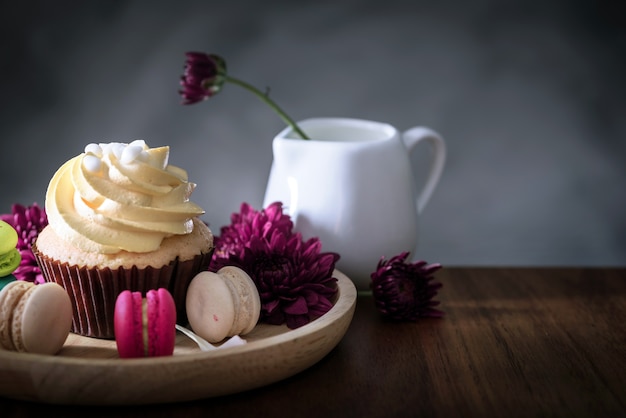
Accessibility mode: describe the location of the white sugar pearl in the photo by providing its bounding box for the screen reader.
[109,143,125,159]
[100,143,115,156]
[82,154,102,173]
[84,143,102,157]
[121,145,144,164]
[129,139,146,148]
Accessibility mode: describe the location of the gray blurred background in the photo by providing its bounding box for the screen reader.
[2,0,625,266]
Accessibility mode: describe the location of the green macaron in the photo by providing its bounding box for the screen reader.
[0,220,21,277]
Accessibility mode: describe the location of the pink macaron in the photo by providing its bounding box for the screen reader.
[114,288,176,358]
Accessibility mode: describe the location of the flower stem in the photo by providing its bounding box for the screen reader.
[225,76,310,140]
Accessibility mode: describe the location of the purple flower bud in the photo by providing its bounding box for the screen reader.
[370,252,443,321]
[179,52,227,105]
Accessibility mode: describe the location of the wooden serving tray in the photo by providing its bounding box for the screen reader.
[0,271,357,405]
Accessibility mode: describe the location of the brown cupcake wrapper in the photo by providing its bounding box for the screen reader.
[32,245,213,339]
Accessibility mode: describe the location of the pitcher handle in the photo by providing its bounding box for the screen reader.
[402,126,446,213]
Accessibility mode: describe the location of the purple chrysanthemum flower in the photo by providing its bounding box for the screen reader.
[1,203,48,284]
[179,52,227,105]
[211,202,339,329]
[370,251,443,321]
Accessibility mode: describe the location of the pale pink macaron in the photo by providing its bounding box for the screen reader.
[114,288,176,358]
[186,266,261,343]
[0,281,73,355]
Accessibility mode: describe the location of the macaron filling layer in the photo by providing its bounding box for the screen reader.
[142,299,149,357]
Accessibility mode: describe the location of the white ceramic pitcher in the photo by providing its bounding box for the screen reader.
[263,117,446,290]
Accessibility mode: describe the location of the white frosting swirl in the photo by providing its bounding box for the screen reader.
[45,140,205,254]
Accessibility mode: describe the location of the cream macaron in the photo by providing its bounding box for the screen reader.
[186,266,261,343]
[0,281,73,355]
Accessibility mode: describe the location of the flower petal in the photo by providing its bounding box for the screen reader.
[283,296,309,315]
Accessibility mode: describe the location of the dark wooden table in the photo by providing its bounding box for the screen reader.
[1,267,625,417]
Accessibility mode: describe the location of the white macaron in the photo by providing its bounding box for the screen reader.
[0,281,72,355]
[186,266,261,343]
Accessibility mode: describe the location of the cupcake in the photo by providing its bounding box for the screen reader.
[33,140,213,338]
